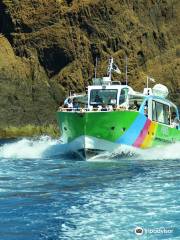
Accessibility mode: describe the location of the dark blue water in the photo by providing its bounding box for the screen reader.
[0,137,180,240]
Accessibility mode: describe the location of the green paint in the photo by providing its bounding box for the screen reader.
[56,111,138,143]
[153,123,180,146]
[57,111,180,147]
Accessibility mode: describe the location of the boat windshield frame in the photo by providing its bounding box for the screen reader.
[88,85,134,108]
[89,89,118,106]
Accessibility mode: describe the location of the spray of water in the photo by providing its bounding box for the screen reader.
[89,142,180,161]
[0,136,180,160]
[0,136,62,159]
[138,142,180,160]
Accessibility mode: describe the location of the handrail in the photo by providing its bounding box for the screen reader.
[57,106,129,112]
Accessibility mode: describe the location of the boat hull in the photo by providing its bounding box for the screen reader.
[56,110,180,159]
[58,135,122,159]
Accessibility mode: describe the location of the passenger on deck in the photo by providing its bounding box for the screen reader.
[112,104,117,111]
[94,95,102,104]
[88,105,93,111]
[141,101,148,117]
[101,103,108,111]
[144,105,148,117]
[108,105,113,111]
[171,112,180,129]
[64,98,73,108]
[73,98,79,109]
[130,100,140,111]
[108,96,116,105]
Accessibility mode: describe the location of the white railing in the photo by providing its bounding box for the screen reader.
[57,106,129,112]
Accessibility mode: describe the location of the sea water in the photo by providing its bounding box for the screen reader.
[0,137,180,240]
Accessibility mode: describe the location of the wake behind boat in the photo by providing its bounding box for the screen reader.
[56,58,180,160]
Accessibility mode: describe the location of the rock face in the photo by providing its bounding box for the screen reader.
[0,0,179,127]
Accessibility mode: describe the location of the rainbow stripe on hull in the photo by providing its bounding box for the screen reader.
[115,113,159,148]
[56,110,180,158]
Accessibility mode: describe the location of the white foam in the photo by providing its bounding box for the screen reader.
[89,142,180,161]
[138,142,180,160]
[0,136,61,159]
[0,136,179,160]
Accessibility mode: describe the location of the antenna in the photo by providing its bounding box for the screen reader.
[146,76,149,89]
[107,57,113,81]
[146,76,155,88]
[125,55,128,85]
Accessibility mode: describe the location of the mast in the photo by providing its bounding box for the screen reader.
[146,76,155,88]
[146,76,149,89]
[94,57,98,80]
[107,57,113,81]
[125,55,128,85]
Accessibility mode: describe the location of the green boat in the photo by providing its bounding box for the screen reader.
[56,58,180,159]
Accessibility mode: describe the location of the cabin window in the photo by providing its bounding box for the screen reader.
[163,105,170,125]
[75,95,88,107]
[119,88,128,104]
[90,89,118,106]
[170,107,177,116]
[152,100,170,125]
[152,100,156,121]
[156,102,165,123]
[170,106,178,123]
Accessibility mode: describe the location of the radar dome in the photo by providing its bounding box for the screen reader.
[152,84,169,98]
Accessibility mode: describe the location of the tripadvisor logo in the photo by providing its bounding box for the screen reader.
[135,226,144,236]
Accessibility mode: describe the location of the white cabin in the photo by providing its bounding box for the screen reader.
[88,84,135,109]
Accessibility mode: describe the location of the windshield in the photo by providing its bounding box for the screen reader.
[71,95,88,108]
[90,89,118,106]
[75,95,88,104]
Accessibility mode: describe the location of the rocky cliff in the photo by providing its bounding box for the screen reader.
[0,0,179,129]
